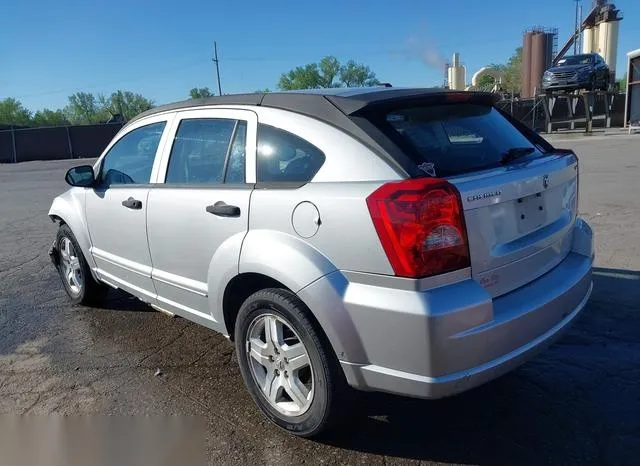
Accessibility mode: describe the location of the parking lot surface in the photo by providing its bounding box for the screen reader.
[1,136,639,465]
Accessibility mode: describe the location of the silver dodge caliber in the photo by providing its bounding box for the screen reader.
[49,88,594,437]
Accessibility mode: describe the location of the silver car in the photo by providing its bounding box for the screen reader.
[49,87,594,437]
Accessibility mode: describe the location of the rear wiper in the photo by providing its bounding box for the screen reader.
[500,147,535,165]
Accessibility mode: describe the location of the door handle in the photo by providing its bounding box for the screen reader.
[122,197,142,210]
[206,201,240,217]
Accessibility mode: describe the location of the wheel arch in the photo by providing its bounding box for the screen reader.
[210,230,337,333]
[216,230,366,368]
[48,191,97,274]
[222,272,289,339]
[221,272,350,376]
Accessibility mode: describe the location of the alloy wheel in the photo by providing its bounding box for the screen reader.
[59,237,83,296]
[246,313,314,417]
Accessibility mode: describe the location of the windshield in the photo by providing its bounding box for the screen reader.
[557,55,593,66]
[375,104,543,177]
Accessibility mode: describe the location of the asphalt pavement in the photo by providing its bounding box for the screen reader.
[1,136,639,465]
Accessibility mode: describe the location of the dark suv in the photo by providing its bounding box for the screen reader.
[542,53,611,93]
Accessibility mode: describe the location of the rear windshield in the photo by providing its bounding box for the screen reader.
[375,104,543,177]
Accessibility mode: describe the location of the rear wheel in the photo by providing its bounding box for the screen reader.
[234,288,348,437]
[55,224,109,305]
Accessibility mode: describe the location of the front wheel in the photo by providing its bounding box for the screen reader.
[234,289,348,437]
[55,224,109,305]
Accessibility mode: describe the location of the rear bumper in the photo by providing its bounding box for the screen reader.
[299,218,594,399]
[342,277,591,399]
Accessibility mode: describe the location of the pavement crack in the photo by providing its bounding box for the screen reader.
[137,329,187,367]
[23,393,42,414]
[0,254,41,274]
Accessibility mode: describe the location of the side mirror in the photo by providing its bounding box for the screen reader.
[65,165,95,187]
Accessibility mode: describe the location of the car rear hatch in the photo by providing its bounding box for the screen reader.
[450,155,578,297]
[354,92,578,296]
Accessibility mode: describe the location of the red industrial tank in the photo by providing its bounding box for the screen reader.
[522,32,534,98]
[530,32,548,97]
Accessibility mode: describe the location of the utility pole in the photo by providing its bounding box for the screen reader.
[213,41,222,96]
[574,0,581,55]
[578,4,583,52]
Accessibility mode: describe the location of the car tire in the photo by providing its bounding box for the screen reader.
[234,288,349,438]
[55,224,109,306]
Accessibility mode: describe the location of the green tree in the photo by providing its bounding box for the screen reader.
[31,109,69,127]
[502,47,522,94]
[189,87,214,99]
[318,56,341,88]
[0,98,32,125]
[475,49,521,94]
[279,63,324,90]
[99,90,154,121]
[340,60,379,87]
[278,56,380,90]
[474,63,503,91]
[617,73,627,93]
[64,92,107,124]
[476,74,496,88]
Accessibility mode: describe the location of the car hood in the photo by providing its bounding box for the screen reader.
[546,64,591,73]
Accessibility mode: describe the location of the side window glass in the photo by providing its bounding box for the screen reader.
[166,118,236,184]
[224,121,247,184]
[99,121,166,187]
[256,124,325,183]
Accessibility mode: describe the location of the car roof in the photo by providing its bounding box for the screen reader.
[124,87,498,180]
[127,87,494,127]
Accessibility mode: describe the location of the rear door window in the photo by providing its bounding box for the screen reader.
[166,118,237,184]
[376,104,543,177]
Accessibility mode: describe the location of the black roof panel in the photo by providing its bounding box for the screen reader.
[126,87,482,126]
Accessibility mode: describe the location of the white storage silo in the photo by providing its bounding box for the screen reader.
[447,53,466,90]
[597,19,620,72]
[583,26,596,53]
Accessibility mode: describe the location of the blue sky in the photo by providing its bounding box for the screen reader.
[2,0,638,112]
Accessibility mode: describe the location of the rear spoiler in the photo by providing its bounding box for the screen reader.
[343,91,500,116]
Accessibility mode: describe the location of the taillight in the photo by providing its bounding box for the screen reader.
[366,178,470,278]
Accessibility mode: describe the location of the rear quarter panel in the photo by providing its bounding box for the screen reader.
[246,183,395,275]
[244,107,405,279]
